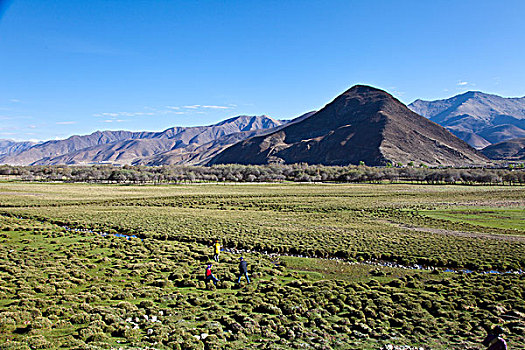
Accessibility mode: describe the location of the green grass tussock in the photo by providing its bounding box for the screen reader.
[0,182,523,349]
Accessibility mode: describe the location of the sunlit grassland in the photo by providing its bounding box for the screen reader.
[420,207,525,231]
[1,218,524,349]
[0,182,524,349]
[0,182,523,208]
[6,202,523,271]
[2,182,523,271]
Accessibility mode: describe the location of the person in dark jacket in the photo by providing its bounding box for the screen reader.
[205,264,219,286]
[237,257,250,284]
[482,325,507,350]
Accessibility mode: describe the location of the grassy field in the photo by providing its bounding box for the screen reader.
[0,182,524,349]
[420,207,525,231]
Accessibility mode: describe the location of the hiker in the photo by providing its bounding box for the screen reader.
[213,240,221,262]
[482,325,507,350]
[237,257,250,284]
[205,264,219,286]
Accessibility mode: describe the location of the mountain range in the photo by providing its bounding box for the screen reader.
[0,139,38,157]
[1,87,524,167]
[0,116,285,166]
[210,85,488,167]
[409,91,525,149]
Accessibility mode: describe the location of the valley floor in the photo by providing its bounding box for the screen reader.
[0,182,523,349]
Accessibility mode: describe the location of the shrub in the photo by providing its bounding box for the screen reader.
[70,312,90,325]
[27,335,52,349]
[116,301,138,312]
[139,300,154,308]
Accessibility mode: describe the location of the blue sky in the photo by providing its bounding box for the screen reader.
[0,0,524,141]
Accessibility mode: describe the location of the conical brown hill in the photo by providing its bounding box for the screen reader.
[209,85,490,166]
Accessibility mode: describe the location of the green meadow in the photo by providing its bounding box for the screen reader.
[420,208,525,231]
[0,182,523,349]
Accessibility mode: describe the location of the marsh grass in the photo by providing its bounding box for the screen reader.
[0,183,524,349]
[420,207,525,231]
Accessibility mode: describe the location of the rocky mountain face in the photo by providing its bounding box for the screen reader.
[210,85,489,167]
[481,138,525,161]
[409,91,525,149]
[0,115,285,166]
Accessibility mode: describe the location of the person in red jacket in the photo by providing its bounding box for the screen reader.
[482,325,507,350]
[204,264,219,286]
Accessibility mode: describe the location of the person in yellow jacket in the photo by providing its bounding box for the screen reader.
[213,240,221,262]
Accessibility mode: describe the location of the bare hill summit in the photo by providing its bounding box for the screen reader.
[210,85,489,167]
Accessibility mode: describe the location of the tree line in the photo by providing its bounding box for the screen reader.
[0,164,523,185]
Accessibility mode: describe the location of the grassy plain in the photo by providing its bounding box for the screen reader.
[420,208,525,231]
[0,182,524,349]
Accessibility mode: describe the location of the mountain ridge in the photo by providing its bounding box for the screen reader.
[481,138,525,161]
[0,139,39,158]
[210,85,488,167]
[409,91,525,149]
[5,87,525,166]
[0,115,285,166]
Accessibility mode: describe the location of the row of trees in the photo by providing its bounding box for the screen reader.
[0,164,524,185]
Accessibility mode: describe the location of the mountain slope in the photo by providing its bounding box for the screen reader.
[210,85,489,167]
[134,112,315,166]
[409,91,525,148]
[134,130,270,166]
[0,140,38,158]
[0,131,154,165]
[4,115,284,166]
[481,138,525,160]
[32,139,180,165]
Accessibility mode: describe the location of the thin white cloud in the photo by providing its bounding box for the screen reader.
[28,125,37,129]
[457,81,469,86]
[202,105,232,109]
[124,112,153,117]
[0,115,33,120]
[102,118,127,123]
[56,121,77,125]
[9,99,20,103]
[94,103,236,119]
[94,111,154,117]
